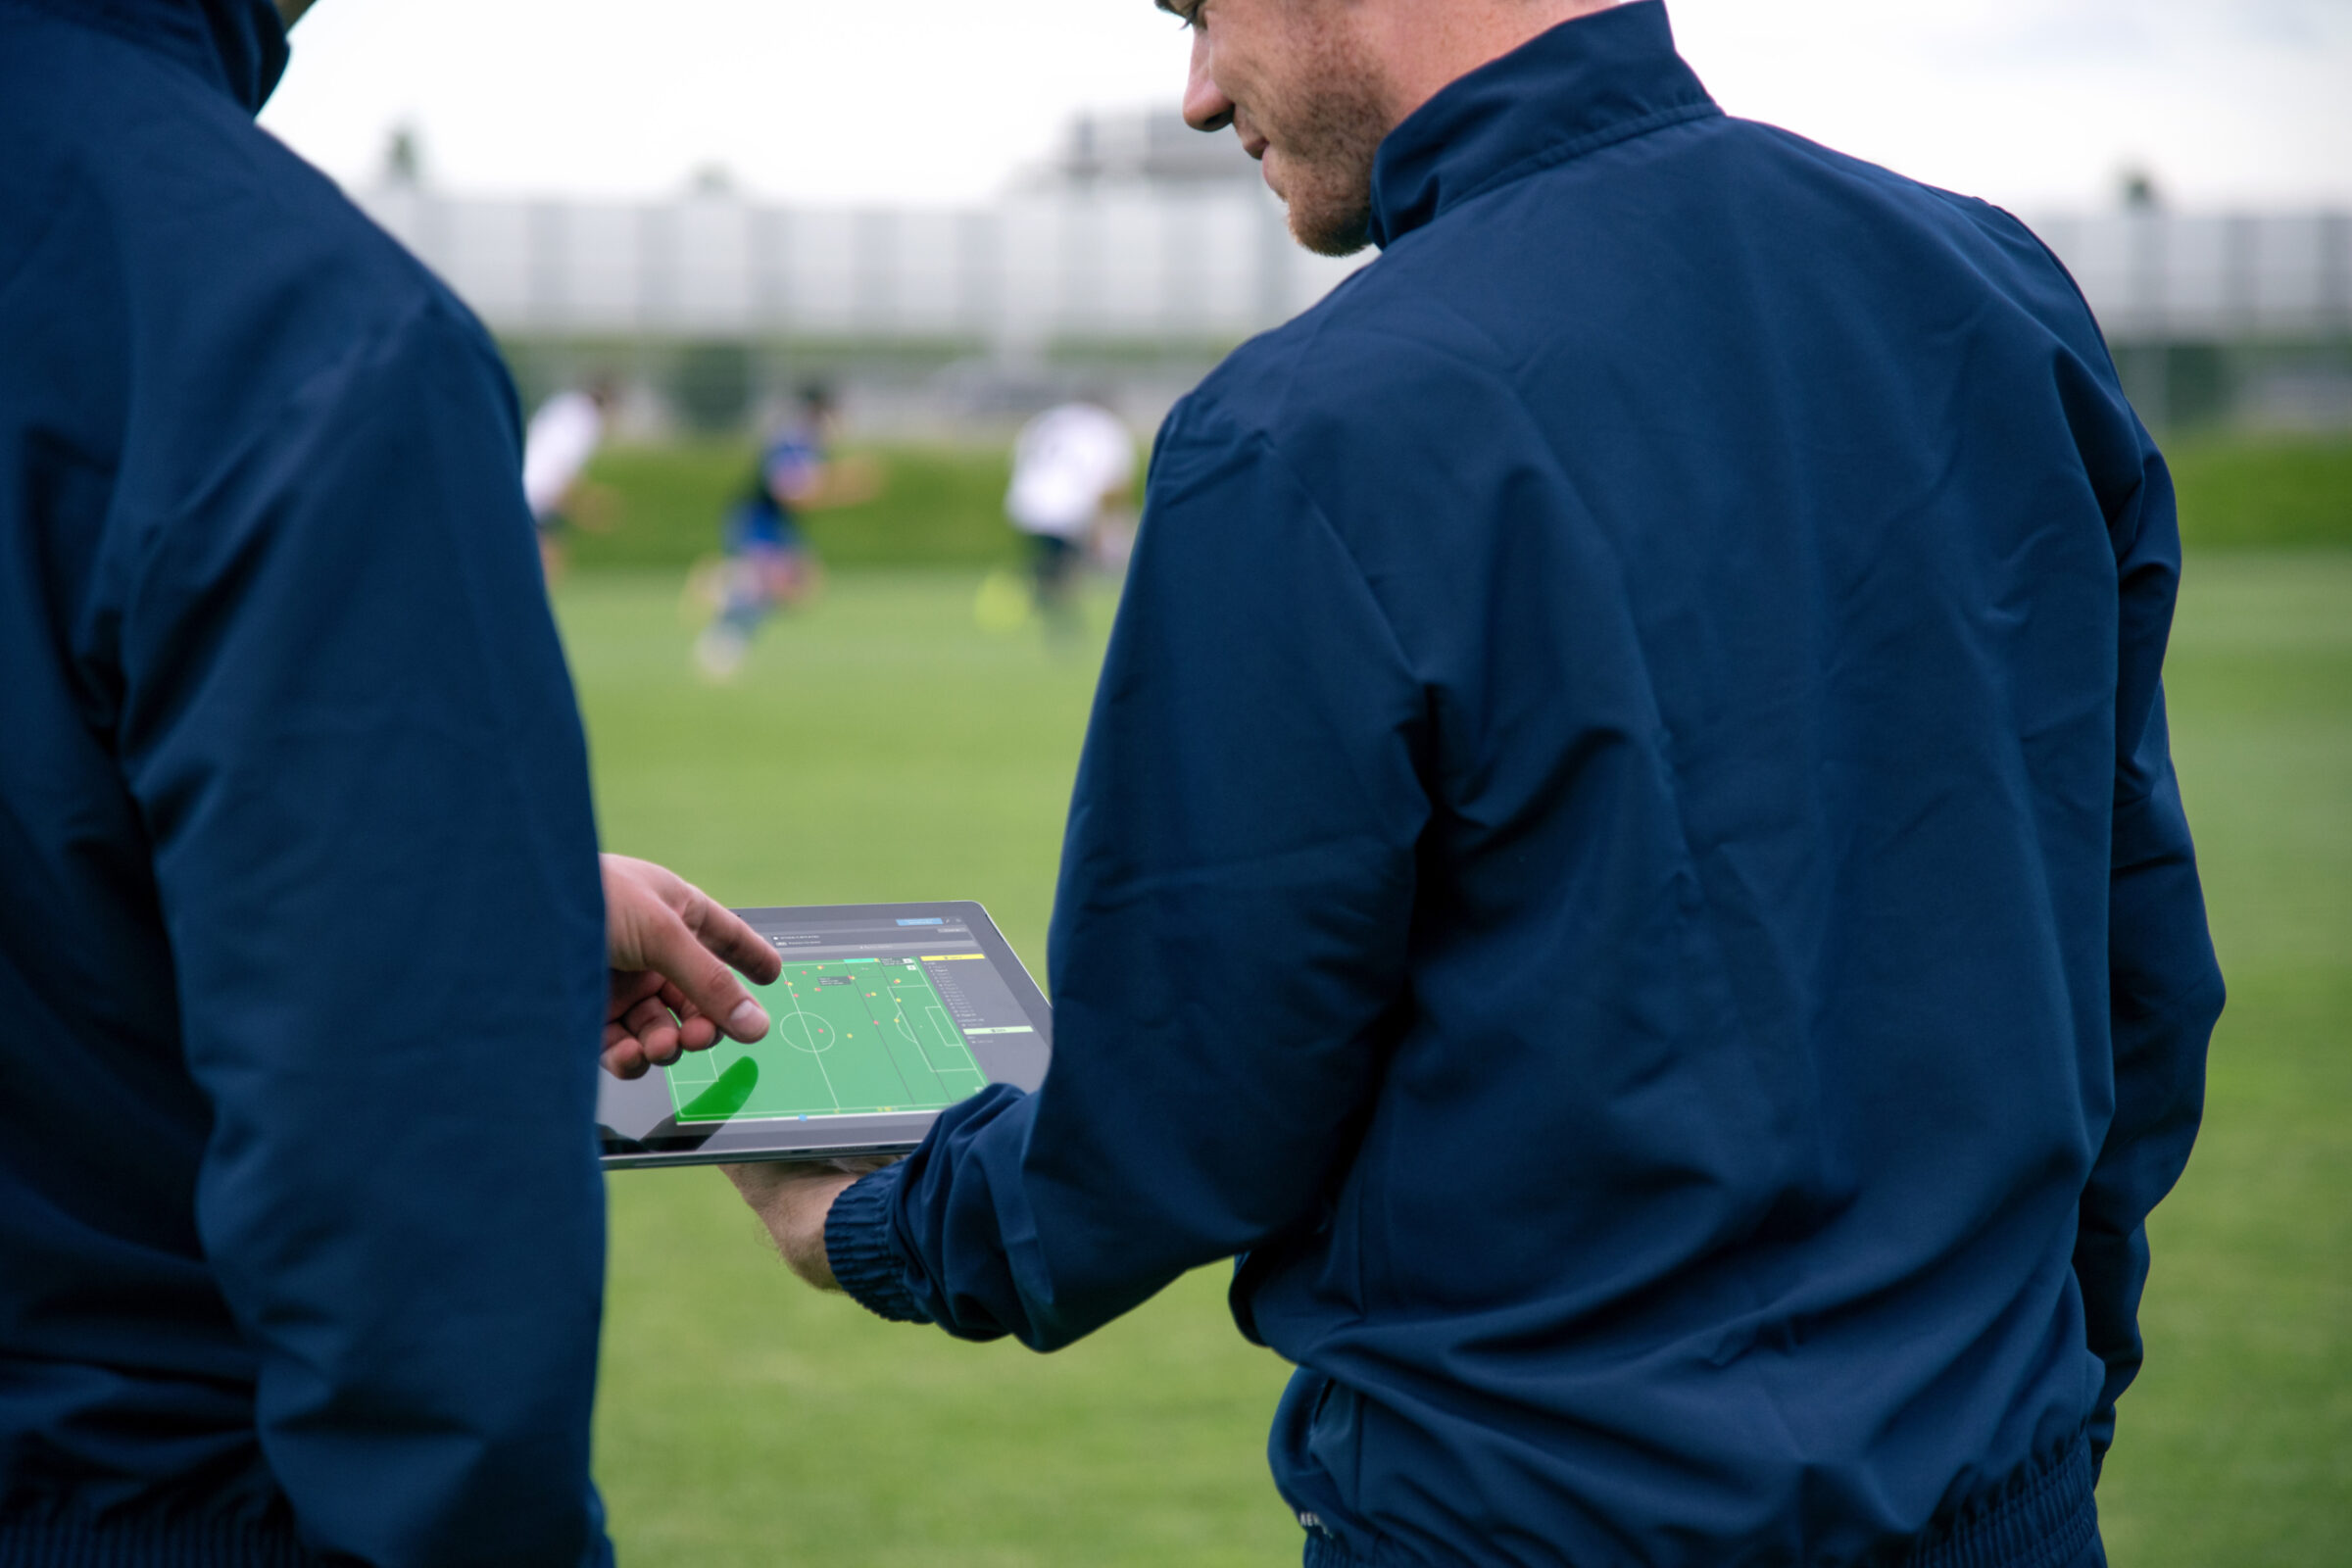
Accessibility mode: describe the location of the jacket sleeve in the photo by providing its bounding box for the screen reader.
[114,297,612,1566]
[827,407,1429,1350]
[2075,434,2226,1475]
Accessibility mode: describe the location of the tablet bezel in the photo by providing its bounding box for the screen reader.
[598,900,1050,1170]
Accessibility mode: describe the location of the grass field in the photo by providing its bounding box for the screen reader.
[2166,436,2352,549]
[567,550,2351,1565]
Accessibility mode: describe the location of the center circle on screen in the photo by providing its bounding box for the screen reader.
[778,1008,835,1054]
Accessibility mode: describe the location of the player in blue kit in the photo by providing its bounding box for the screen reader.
[694,383,881,679]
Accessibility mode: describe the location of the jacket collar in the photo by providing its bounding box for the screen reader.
[12,0,289,114]
[1367,1,1718,250]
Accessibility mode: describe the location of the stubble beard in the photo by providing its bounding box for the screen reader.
[1264,23,1394,258]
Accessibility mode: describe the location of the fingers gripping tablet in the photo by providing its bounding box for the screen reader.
[597,902,1050,1168]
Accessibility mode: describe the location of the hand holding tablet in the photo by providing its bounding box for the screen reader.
[598,902,1051,1168]
[722,1159,872,1291]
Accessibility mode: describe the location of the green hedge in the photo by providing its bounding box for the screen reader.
[2169,436,2352,550]
[563,433,2351,571]
[565,441,1022,571]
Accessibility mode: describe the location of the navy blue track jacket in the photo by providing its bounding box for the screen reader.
[0,2,612,1563]
[826,7,2223,1565]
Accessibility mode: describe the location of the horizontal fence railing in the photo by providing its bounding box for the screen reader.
[357,188,2351,348]
[2033,212,2352,341]
[361,185,1352,346]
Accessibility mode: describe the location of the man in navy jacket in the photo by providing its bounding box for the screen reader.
[730,2,2225,1564]
[0,1,782,1562]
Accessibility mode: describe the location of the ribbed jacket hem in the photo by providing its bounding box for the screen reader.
[0,1511,313,1567]
[826,1161,929,1323]
[1904,1434,2099,1568]
[1297,1433,2099,1568]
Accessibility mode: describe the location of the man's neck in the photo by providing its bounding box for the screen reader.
[1363,0,1619,130]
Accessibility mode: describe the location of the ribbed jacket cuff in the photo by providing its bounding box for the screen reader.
[825,1162,929,1323]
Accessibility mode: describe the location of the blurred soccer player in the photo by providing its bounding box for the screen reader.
[521,376,619,583]
[694,382,880,680]
[724,2,2223,1565]
[1004,398,1137,635]
[0,3,776,1563]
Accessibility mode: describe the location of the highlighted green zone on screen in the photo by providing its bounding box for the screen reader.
[664,958,992,1122]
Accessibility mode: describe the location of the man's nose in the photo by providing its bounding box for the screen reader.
[1183,29,1235,133]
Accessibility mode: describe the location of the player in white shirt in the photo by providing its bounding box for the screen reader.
[1004,400,1136,633]
[520,380,616,583]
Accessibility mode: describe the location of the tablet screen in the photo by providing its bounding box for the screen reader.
[598,902,1050,1168]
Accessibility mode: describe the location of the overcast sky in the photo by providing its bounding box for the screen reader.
[259,0,2352,215]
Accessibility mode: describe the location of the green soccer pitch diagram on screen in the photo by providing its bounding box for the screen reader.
[667,956,990,1124]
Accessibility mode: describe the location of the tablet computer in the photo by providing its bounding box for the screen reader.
[598,901,1050,1169]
